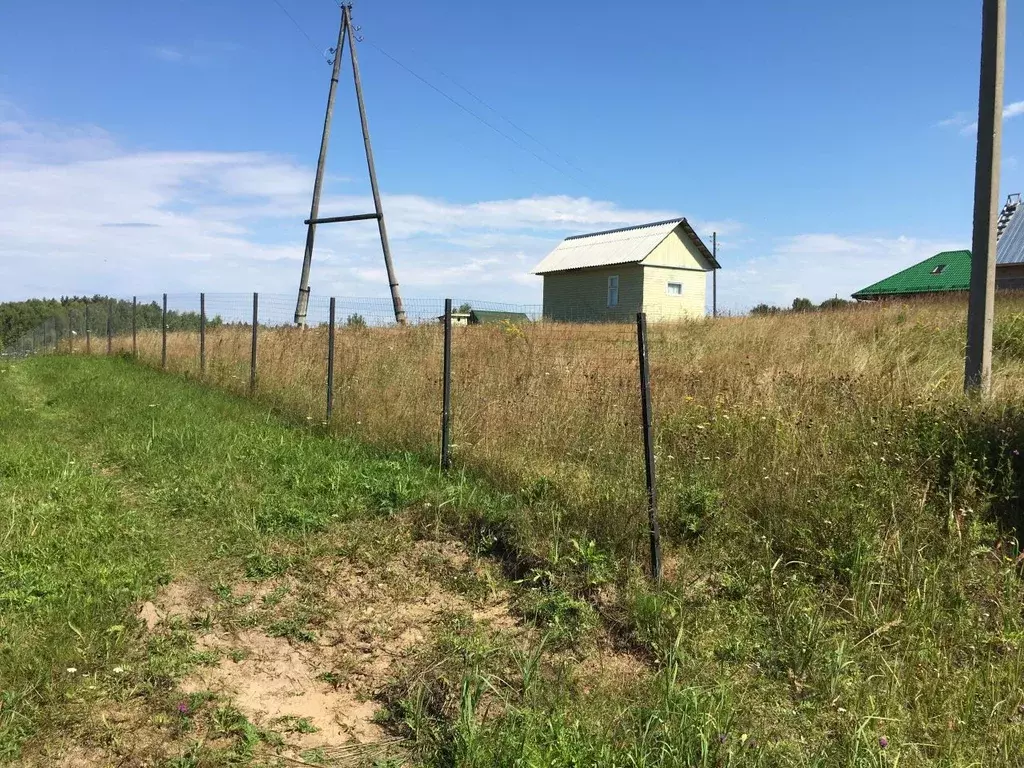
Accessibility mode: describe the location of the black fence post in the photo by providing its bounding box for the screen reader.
[85,303,91,355]
[440,298,453,470]
[161,293,168,370]
[250,292,258,395]
[132,296,137,357]
[199,292,206,376]
[106,300,113,355]
[327,297,336,422]
[636,312,662,582]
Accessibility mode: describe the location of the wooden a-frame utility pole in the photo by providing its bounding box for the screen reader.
[294,3,406,326]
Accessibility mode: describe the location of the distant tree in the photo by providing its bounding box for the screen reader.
[0,296,211,350]
[818,296,852,311]
[791,297,815,313]
[346,313,367,329]
[750,303,782,316]
[457,303,472,314]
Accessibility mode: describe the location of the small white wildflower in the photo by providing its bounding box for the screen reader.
[113,666,125,674]
[66,667,77,674]
[148,404,157,408]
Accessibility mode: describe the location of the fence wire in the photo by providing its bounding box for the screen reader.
[4,293,688,552]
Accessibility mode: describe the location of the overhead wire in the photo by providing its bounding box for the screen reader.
[363,40,596,193]
[268,0,332,63]
[309,0,597,192]
[427,61,593,184]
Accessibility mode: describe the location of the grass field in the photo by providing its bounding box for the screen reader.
[5,299,1024,765]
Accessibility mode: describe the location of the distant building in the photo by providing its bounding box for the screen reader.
[468,309,531,325]
[437,312,471,326]
[532,218,720,322]
[852,250,972,300]
[436,309,531,326]
[853,194,1024,300]
[996,193,1024,289]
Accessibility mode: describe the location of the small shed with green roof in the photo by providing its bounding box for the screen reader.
[468,309,531,325]
[852,250,972,301]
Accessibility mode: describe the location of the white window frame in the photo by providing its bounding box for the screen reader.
[607,275,619,307]
[666,281,683,296]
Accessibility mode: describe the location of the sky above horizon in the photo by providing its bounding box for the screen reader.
[1,0,1022,311]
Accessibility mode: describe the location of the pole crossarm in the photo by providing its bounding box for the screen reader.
[303,212,380,225]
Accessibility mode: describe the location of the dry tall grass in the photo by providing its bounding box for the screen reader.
[101,296,1024,553]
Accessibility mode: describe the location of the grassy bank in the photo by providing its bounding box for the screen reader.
[6,295,1024,765]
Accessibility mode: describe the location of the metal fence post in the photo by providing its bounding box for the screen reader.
[106,300,113,355]
[440,298,453,470]
[132,296,137,357]
[161,293,168,370]
[199,292,206,376]
[636,312,662,582]
[85,303,91,355]
[250,292,259,395]
[327,297,336,422]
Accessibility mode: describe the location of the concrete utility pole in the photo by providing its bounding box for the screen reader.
[964,0,1006,395]
[712,231,718,318]
[293,3,407,326]
[347,5,406,325]
[294,0,347,327]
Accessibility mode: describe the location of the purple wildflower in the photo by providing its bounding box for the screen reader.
[176,701,190,715]
[717,733,728,744]
[879,736,889,749]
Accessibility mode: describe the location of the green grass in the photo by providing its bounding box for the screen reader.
[0,355,512,763]
[4,353,1024,766]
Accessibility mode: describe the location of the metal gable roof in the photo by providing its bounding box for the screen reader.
[852,250,972,299]
[997,202,1024,265]
[532,218,719,275]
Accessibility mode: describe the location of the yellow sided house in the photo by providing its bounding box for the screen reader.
[532,218,720,322]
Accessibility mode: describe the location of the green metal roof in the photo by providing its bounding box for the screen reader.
[469,310,531,324]
[852,250,972,300]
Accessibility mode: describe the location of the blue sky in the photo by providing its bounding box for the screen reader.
[1,0,1022,311]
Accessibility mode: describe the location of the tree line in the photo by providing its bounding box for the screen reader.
[749,296,853,316]
[0,296,221,349]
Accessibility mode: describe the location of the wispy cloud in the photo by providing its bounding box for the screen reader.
[0,110,730,305]
[939,100,1024,135]
[148,45,185,63]
[3,107,961,314]
[144,41,239,65]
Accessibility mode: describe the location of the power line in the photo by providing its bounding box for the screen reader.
[431,63,593,184]
[268,0,331,62]
[363,40,596,193]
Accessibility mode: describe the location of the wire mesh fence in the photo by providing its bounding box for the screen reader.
[4,292,698,573]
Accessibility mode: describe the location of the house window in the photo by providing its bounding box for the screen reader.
[607,275,619,307]
[666,282,683,296]
[931,264,946,275]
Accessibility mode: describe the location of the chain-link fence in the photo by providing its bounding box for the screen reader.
[6,293,716,575]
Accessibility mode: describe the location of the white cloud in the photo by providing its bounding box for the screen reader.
[719,233,964,311]
[1,108,961,319]
[0,111,733,316]
[940,99,1024,135]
